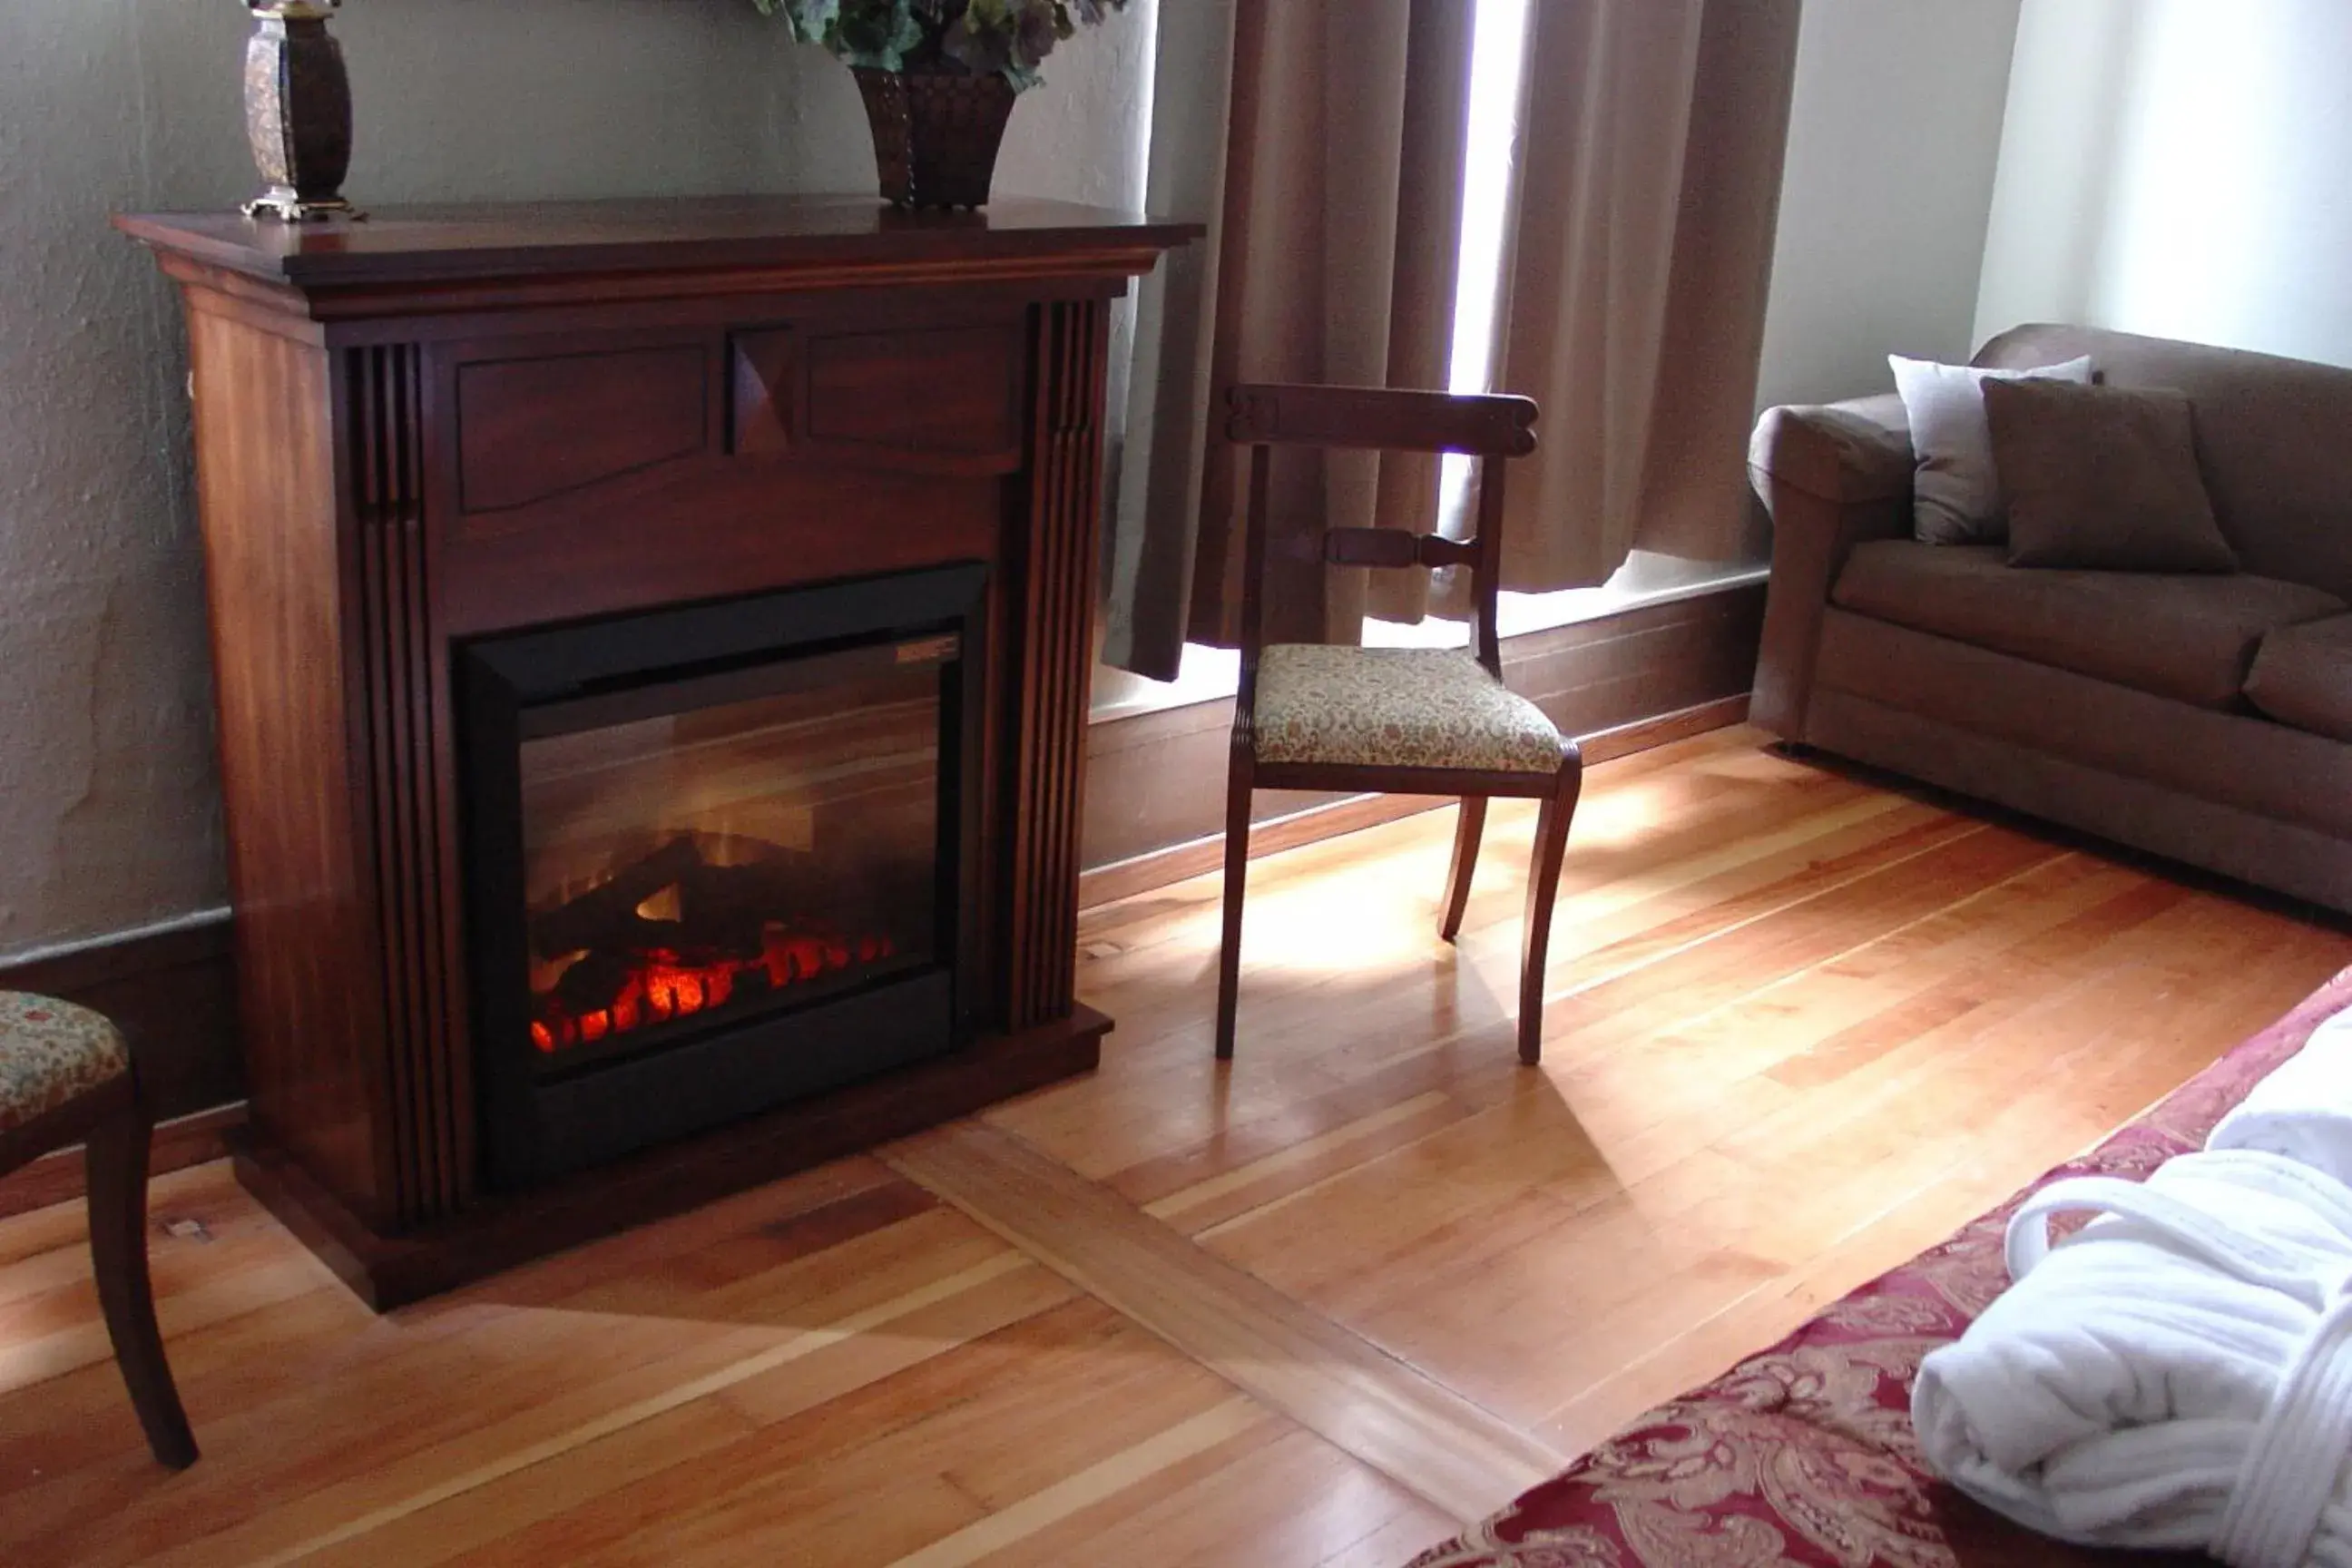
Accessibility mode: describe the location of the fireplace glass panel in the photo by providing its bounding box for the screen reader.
[517,653,941,1070]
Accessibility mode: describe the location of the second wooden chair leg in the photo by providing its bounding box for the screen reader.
[85,1093,199,1469]
[1517,772,1582,1066]
[1439,796,1486,943]
[1214,764,1254,1061]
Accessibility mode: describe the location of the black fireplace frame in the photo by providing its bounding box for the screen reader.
[457,563,989,1188]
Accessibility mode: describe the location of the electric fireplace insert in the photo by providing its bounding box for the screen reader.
[461,564,987,1186]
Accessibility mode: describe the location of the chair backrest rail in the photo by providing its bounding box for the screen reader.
[1229,381,1535,690]
[1226,382,1538,457]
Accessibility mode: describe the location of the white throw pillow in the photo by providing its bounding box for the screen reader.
[1889,353,2095,545]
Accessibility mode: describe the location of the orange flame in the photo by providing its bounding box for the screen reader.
[531,926,895,1054]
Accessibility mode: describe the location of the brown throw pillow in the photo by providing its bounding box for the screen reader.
[1983,378,2238,573]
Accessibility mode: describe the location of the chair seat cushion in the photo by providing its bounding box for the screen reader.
[1253,644,1565,773]
[2247,612,2352,743]
[1832,540,2346,708]
[0,992,130,1136]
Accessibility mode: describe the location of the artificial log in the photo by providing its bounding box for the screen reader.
[532,834,883,1021]
[528,836,837,964]
[529,837,705,959]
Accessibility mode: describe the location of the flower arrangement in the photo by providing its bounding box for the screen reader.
[750,0,1130,92]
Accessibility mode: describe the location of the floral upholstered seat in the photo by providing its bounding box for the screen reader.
[1252,644,1566,773]
[0,992,131,1136]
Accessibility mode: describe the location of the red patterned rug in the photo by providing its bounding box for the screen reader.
[1408,965,2352,1568]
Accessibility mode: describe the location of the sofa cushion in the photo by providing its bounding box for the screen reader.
[1978,325,2352,602]
[1890,352,2094,545]
[2248,613,2352,743]
[1984,379,2237,573]
[1818,609,2352,846]
[1831,540,2345,709]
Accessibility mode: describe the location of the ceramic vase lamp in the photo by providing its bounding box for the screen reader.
[242,0,361,221]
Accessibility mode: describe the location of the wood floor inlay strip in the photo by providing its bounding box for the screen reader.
[15,728,2349,1567]
[885,1121,1566,1524]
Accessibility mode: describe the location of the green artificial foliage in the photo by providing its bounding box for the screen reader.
[750,0,1127,90]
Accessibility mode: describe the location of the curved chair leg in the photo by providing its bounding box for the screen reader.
[1517,768,1583,1066]
[1214,762,1254,1061]
[85,1091,198,1469]
[1439,797,1486,943]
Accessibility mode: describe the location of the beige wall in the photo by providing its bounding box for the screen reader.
[1751,0,2025,409]
[0,0,1150,959]
[1976,0,2352,370]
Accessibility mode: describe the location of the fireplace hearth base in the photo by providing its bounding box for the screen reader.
[231,1004,1105,1309]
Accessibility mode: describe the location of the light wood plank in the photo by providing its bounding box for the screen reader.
[1,726,2344,1566]
[886,1120,1569,1524]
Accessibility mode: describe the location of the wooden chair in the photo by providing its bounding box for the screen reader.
[1216,383,1583,1066]
[0,993,198,1468]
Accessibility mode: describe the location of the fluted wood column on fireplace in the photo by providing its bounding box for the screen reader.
[118,197,1198,1307]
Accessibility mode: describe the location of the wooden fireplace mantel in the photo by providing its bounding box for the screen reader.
[120,196,1198,1306]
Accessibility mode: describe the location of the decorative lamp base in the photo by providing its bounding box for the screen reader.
[243,2,358,225]
[242,192,366,223]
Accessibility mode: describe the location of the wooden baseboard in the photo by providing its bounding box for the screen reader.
[0,913,241,1122]
[1076,693,1749,911]
[1080,581,1764,886]
[1582,691,1755,765]
[0,582,1763,1222]
[0,1102,249,1223]
[0,914,246,1219]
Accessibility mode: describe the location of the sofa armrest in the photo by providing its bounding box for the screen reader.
[1749,394,1916,738]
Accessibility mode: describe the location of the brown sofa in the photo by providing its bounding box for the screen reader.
[1749,323,2352,915]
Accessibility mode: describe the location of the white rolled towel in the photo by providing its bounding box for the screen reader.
[2210,1006,2352,1184]
[1912,1148,2352,1566]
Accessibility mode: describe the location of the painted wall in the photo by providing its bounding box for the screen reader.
[1751,0,2024,409]
[0,0,1151,959]
[1975,0,2352,369]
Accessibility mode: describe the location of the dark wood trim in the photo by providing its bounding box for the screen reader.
[1224,383,1537,456]
[0,1102,249,1223]
[0,575,1760,1224]
[122,198,1189,1302]
[118,196,1201,327]
[1079,579,1767,901]
[0,1074,130,1177]
[1506,579,1766,738]
[1078,693,1750,911]
[0,916,242,1125]
[230,1008,1109,1310]
[0,915,247,1219]
[117,196,1202,289]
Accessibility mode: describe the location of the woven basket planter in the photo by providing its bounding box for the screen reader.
[852,65,1017,211]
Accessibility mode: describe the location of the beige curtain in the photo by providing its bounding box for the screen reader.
[1493,0,1800,592]
[1101,0,1475,675]
[1100,0,1799,673]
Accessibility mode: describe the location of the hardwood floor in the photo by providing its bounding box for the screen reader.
[2,727,2346,1566]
